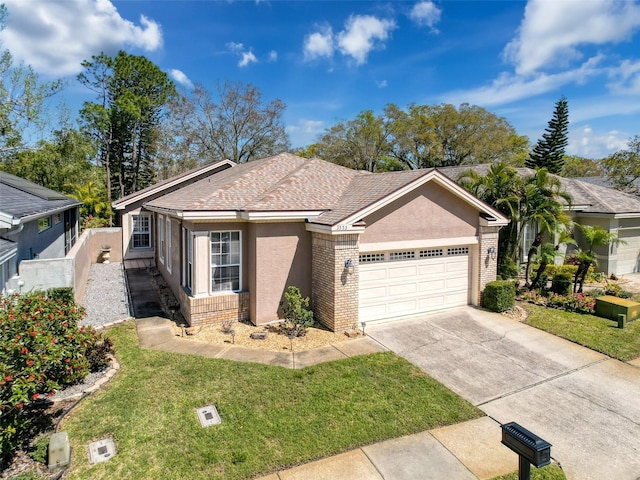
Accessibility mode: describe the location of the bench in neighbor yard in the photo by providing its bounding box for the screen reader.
[595,296,640,324]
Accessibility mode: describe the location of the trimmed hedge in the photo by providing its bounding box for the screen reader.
[551,273,572,295]
[482,280,516,312]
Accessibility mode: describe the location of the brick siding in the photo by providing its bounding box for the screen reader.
[179,288,250,327]
[311,232,360,332]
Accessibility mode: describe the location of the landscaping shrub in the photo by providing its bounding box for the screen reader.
[0,293,114,461]
[45,287,74,304]
[482,280,515,312]
[279,286,314,337]
[551,273,572,295]
[546,293,596,314]
[541,264,597,283]
[604,283,633,299]
[498,258,519,280]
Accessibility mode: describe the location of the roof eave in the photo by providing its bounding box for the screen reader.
[112,159,236,210]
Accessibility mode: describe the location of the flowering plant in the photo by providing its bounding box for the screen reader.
[0,293,113,458]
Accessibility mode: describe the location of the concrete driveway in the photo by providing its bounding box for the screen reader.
[367,307,640,480]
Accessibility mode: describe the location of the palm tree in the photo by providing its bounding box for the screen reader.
[573,225,623,293]
[459,164,572,279]
[67,181,113,227]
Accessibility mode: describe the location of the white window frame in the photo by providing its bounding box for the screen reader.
[132,214,152,249]
[158,214,165,264]
[182,227,193,292]
[210,231,241,293]
[166,218,172,273]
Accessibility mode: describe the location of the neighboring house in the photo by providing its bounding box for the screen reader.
[440,166,640,276]
[112,159,235,263]
[117,153,509,331]
[576,176,640,197]
[0,172,81,294]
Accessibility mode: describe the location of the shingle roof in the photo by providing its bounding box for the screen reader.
[0,238,17,259]
[147,153,506,226]
[0,172,80,220]
[112,159,234,208]
[147,153,365,213]
[438,165,640,215]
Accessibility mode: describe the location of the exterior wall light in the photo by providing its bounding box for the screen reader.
[487,246,497,259]
[344,258,355,274]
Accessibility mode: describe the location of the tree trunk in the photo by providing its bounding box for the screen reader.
[524,234,542,287]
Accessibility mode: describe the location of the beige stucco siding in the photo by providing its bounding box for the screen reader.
[250,222,312,324]
[359,183,478,245]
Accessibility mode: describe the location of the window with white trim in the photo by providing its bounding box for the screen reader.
[359,253,385,263]
[132,214,151,249]
[447,247,469,256]
[210,231,241,292]
[166,218,172,272]
[158,215,165,263]
[389,251,415,261]
[182,228,193,292]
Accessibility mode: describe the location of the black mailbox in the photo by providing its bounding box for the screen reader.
[501,422,552,468]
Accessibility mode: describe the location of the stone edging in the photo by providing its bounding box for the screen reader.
[51,318,130,403]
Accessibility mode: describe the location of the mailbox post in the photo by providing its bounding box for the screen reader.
[501,422,552,480]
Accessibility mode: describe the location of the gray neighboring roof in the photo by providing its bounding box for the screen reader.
[0,238,17,260]
[0,171,80,221]
[147,153,507,226]
[438,165,640,216]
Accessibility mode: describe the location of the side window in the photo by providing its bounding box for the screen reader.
[132,214,152,249]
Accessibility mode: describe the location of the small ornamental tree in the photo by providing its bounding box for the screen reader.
[279,286,314,338]
[0,293,113,459]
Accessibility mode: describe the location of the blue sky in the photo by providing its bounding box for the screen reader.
[2,0,640,159]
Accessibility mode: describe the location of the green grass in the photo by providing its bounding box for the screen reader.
[491,463,566,480]
[62,322,482,480]
[523,303,640,361]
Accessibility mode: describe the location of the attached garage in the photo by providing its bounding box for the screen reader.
[617,229,640,274]
[359,246,470,322]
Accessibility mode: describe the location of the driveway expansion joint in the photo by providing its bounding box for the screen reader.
[476,357,611,407]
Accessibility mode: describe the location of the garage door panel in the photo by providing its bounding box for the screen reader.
[359,248,470,322]
[388,264,418,278]
[419,279,446,292]
[389,283,417,296]
[617,231,640,274]
[446,260,468,272]
[362,267,388,282]
[387,298,419,315]
[360,286,387,300]
[419,263,445,275]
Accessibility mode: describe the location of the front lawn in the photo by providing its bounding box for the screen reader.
[61,322,482,480]
[523,303,640,361]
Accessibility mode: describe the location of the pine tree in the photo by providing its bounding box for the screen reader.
[526,96,569,174]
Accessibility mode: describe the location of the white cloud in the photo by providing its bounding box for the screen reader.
[0,0,163,76]
[568,125,629,158]
[303,26,334,61]
[337,15,396,65]
[409,1,441,31]
[226,42,245,53]
[268,50,278,62]
[503,0,640,76]
[169,69,193,89]
[443,56,605,106]
[607,59,640,94]
[286,119,325,147]
[377,80,388,88]
[225,42,258,67]
[239,51,258,67]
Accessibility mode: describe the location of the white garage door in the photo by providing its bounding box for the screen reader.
[359,246,470,323]
[617,230,640,274]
